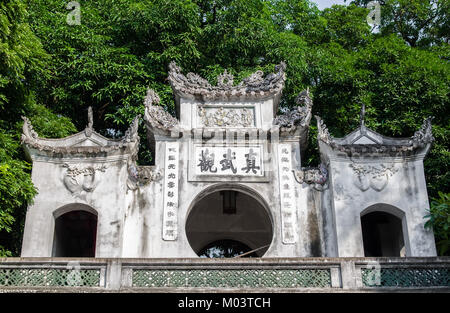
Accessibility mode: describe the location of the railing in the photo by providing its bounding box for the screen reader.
[0,257,448,292]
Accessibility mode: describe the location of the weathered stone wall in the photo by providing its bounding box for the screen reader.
[125,133,311,258]
[21,155,130,258]
[318,131,436,257]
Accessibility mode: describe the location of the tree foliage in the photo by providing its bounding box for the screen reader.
[350,0,450,47]
[0,0,448,256]
[0,0,76,256]
[425,192,450,256]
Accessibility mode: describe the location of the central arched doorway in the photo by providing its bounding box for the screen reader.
[186,186,273,258]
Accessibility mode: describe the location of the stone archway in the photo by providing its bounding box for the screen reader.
[185,185,273,258]
[360,204,407,257]
[52,204,98,257]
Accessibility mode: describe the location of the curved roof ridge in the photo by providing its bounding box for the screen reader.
[168,61,286,101]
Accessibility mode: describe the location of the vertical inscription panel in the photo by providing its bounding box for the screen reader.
[162,142,179,241]
[278,144,298,244]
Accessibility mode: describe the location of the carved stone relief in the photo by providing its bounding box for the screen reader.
[127,165,163,191]
[350,163,399,192]
[217,70,234,88]
[62,163,107,197]
[197,106,254,127]
[293,163,329,191]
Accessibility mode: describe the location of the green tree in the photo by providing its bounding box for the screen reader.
[425,192,450,256]
[321,4,372,49]
[306,34,449,193]
[0,0,76,256]
[350,0,450,47]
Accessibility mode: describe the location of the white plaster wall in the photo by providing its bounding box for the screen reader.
[21,155,129,257]
[328,157,436,257]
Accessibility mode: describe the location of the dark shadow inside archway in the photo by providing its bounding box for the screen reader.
[198,239,258,258]
[52,210,97,257]
[186,189,273,258]
[361,211,405,257]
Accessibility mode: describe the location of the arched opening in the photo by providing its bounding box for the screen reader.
[198,239,257,258]
[361,205,406,257]
[186,187,273,258]
[52,207,98,257]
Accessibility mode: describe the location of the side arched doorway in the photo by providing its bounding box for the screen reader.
[186,186,273,258]
[360,204,407,257]
[52,204,98,257]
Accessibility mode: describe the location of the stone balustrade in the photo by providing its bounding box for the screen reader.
[0,257,448,292]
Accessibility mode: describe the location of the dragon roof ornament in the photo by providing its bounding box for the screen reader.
[143,88,179,136]
[316,115,434,156]
[409,116,434,148]
[21,110,140,156]
[273,88,313,135]
[168,61,286,101]
[122,115,141,144]
[316,116,333,145]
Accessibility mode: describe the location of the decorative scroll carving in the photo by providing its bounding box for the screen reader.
[241,70,264,87]
[197,106,254,127]
[217,70,234,88]
[127,165,163,191]
[274,88,313,132]
[62,163,107,197]
[144,88,179,134]
[350,163,399,192]
[138,166,163,184]
[293,163,329,191]
[168,62,286,101]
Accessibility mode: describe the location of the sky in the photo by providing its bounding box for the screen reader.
[312,0,348,10]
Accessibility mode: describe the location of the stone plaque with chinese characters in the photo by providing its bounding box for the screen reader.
[194,146,263,177]
[278,144,298,244]
[162,142,179,241]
